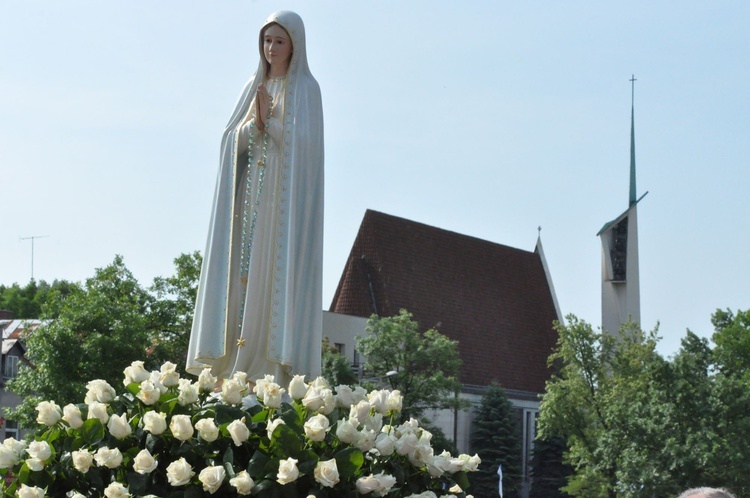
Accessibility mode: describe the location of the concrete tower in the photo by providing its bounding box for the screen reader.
[598,77,647,335]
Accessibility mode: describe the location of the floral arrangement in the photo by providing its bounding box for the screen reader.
[0,361,479,497]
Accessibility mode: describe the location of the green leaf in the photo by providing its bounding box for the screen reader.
[248,450,270,477]
[296,449,318,475]
[127,471,149,496]
[334,447,364,478]
[79,418,106,445]
[272,425,302,457]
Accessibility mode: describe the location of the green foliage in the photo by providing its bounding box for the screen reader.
[0,279,79,319]
[321,345,359,389]
[148,251,202,371]
[6,253,202,428]
[538,312,750,498]
[528,436,571,498]
[469,384,522,498]
[356,310,466,422]
[1,363,480,497]
[7,257,153,427]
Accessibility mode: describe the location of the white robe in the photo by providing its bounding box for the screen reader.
[187,11,324,385]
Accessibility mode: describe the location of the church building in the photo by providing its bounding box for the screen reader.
[324,209,562,492]
[598,79,647,335]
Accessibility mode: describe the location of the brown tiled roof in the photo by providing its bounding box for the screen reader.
[330,210,560,394]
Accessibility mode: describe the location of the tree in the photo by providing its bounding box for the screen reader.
[537,312,750,498]
[147,251,202,371]
[0,279,78,318]
[470,384,522,498]
[537,316,668,498]
[528,436,572,498]
[321,336,360,387]
[355,310,465,421]
[8,256,155,426]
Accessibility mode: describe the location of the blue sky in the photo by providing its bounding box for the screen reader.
[1,1,748,356]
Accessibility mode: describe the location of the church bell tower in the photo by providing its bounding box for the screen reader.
[598,76,647,335]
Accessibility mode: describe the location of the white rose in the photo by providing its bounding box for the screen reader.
[253,374,275,396]
[395,432,419,456]
[232,370,249,389]
[195,418,219,442]
[0,438,25,468]
[36,400,62,426]
[26,457,45,471]
[72,449,94,473]
[276,457,299,485]
[303,413,330,442]
[220,378,243,404]
[199,465,226,494]
[107,413,132,439]
[397,417,420,436]
[364,412,383,433]
[352,385,368,404]
[374,432,396,456]
[197,367,217,392]
[169,414,194,441]
[149,370,168,394]
[142,411,167,435]
[229,470,254,495]
[62,404,84,429]
[178,378,200,406]
[87,401,110,424]
[262,381,284,408]
[166,457,195,486]
[334,385,354,408]
[457,453,481,472]
[17,484,45,498]
[84,379,116,404]
[266,418,286,439]
[367,390,389,414]
[123,360,150,386]
[355,429,376,452]
[159,361,180,387]
[311,376,329,389]
[448,484,463,494]
[94,447,123,469]
[288,374,308,400]
[2,437,27,455]
[137,380,161,406]
[320,388,336,415]
[314,458,340,488]
[67,491,86,498]
[427,451,450,477]
[103,481,130,498]
[26,440,52,462]
[133,449,158,474]
[386,390,403,413]
[349,400,371,426]
[227,418,250,446]
[356,474,379,495]
[409,444,434,468]
[301,385,326,412]
[335,419,359,444]
[374,473,397,496]
[0,445,19,468]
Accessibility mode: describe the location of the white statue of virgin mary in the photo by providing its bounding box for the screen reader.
[187,11,323,385]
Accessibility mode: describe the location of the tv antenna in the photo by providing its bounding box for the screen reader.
[19,235,49,281]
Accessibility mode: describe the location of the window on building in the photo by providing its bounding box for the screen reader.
[4,420,19,440]
[3,355,19,379]
[521,408,538,483]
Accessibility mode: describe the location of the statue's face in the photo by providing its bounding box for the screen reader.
[263,24,292,71]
